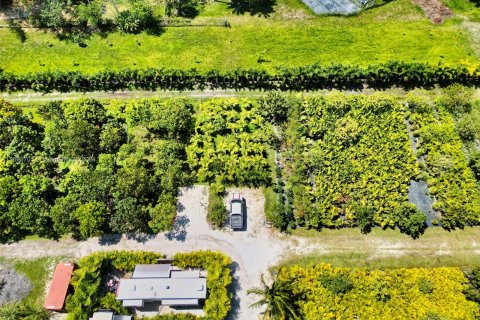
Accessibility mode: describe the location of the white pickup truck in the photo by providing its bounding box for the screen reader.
[229,193,245,230]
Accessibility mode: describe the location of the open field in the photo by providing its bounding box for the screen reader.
[0,0,477,74]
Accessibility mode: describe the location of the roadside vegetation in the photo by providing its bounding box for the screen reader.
[252,263,480,319]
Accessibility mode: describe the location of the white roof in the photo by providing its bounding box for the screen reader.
[231,201,242,215]
[116,278,207,301]
[132,264,171,278]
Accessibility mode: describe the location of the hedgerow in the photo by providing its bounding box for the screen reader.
[0,61,478,93]
[66,250,232,320]
[275,263,479,320]
[407,97,480,229]
[285,93,420,232]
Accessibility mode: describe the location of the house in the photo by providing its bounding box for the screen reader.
[115,264,207,308]
[44,263,75,311]
[89,311,132,320]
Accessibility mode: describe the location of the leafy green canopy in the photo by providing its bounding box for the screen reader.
[286,93,419,230]
[0,98,193,242]
[187,98,272,189]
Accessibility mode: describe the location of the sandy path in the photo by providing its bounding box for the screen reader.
[1,186,480,319]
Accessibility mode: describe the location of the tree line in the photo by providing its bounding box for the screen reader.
[0,61,478,93]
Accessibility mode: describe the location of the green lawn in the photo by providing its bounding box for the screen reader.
[0,0,477,74]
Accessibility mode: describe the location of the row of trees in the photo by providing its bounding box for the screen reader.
[0,98,193,242]
[1,62,479,93]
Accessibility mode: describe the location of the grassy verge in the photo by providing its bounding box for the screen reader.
[0,0,476,73]
[283,227,480,270]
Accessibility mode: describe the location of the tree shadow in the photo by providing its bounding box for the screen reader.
[229,0,276,17]
[226,261,241,320]
[165,215,190,242]
[6,18,26,42]
[126,233,157,243]
[98,233,122,246]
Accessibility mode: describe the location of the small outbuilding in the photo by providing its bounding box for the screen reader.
[44,263,75,311]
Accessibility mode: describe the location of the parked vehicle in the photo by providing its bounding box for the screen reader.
[230,193,244,230]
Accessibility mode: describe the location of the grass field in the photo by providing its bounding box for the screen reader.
[282,227,480,269]
[0,0,477,74]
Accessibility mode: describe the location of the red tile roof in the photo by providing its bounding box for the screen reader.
[44,263,75,311]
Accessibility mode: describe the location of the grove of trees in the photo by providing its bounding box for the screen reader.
[0,98,193,242]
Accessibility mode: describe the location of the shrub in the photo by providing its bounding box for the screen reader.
[320,274,354,295]
[456,115,477,141]
[165,0,204,17]
[395,203,427,239]
[260,92,290,124]
[418,278,434,294]
[437,84,474,115]
[208,191,227,228]
[469,151,480,180]
[115,0,155,34]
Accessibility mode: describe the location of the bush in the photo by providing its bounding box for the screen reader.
[469,151,480,180]
[418,278,434,294]
[115,0,155,34]
[456,115,477,141]
[165,0,204,17]
[437,84,474,116]
[260,92,290,124]
[395,203,427,239]
[208,191,227,228]
[320,274,354,295]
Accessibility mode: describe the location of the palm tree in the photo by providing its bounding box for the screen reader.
[22,304,52,320]
[247,273,299,320]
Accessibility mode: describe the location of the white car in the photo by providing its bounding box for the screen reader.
[230,193,244,230]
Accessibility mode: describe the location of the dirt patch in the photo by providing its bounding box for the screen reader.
[0,263,32,307]
[412,0,453,24]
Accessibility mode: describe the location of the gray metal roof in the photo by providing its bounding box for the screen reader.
[89,312,113,320]
[132,264,171,279]
[116,278,207,301]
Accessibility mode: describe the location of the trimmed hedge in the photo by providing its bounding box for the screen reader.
[0,61,478,93]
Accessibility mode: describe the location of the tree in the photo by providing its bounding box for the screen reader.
[74,201,108,239]
[395,203,427,239]
[62,119,100,159]
[110,197,147,234]
[63,98,107,126]
[355,204,375,234]
[260,92,289,124]
[148,193,177,233]
[207,193,227,229]
[100,121,127,153]
[115,0,155,34]
[165,0,203,18]
[50,195,80,235]
[75,0,104,28]
[248,273,299,320]
[148,99,193,140]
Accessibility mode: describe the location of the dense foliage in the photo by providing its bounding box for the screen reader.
[408,96,480,229]
[0,62,479,93]
[186,98,272,189]
[0,98,192,242]
[274,263,479,319]
[284,93,422,234]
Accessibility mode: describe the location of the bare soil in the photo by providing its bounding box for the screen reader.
[412,0,453,24]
